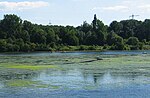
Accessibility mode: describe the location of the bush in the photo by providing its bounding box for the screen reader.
[57,46,70,51]
[21,43,31,52]
[0,39,7,52]
[88,45,97,50]
[142,45,150,50]
[126,37,139,45]
[78,45,88,50]
[130,45,139,50]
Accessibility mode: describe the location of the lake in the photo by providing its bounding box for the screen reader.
[0,51,150,98]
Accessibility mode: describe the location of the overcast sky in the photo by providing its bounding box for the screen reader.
[0,0,150,26]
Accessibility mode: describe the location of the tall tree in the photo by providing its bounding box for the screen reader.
[108,21,123,35]
[0,14,22,38]
[92,14,97,31]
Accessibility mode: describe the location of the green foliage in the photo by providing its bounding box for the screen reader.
[0,30,7,39]
[0,14,22,38]
[143,45,150,50]
[7,64,57,70]
[126,37,139,45]
[0,14,149,52]
[0,39,7,52]
[78,21,92,33]
[35,44,49,51]
[30,28,46,44]
[108,21,123,34]
[78,45,89,50]
[66,30,79,46]
[92,14,97,31]
[46,28,56,44]
[57,45,70,51]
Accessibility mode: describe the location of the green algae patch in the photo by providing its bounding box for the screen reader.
[6,80,38,87]
[6,80,49,88]
[6,64,60,70]
[5,80,61,89]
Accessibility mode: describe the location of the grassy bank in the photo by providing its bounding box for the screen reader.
[49,45,150,52]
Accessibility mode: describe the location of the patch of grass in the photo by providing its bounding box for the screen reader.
[83,85,97,90]
[36,84,49,88]
[6,79,60,89]
[6,80,38,87]
[6,64,59,70]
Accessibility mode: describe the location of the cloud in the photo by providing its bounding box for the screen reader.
[138,4,150,12]
[0,1,49,11]
[71,0,85,1]
[119,0,150,13]
[102,6,128,11]
[93,5,128,12]
[91,0,150,14]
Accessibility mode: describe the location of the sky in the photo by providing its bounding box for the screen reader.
[0,0,150,26]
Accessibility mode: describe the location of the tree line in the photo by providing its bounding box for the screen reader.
[0,14,150,52]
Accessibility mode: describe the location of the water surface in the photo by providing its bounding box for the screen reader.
[0,51,150,98]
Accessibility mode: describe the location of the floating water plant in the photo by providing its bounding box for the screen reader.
[6,64,59,70]
[6,80,49,88]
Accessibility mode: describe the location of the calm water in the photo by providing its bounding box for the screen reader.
[0,51,150,98]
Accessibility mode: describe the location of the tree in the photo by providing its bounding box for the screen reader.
[108,21,123,35]
[22,43,31,52]
[85,15,108,45]
[126,37,139,45]
[136,19,150,41]
[77,21,92,45]
[20,30,30,42]
[96,20,107,45]
[0,14,22,38]
[113,37,125,50]
[46,28,56,44]
[92,14,98,31]
[0,39,7,52]
[107,31,125,50]
[120,20,141,39]
[85,31,97,45]
[107,32,123,45]
[65,29,79,46]
[23,20,33,32]
[0,14,149,52]
[78,21,92,33]
[107,31,116,45]
[0,30,7,39]
[76,30,85,45]
[30,28,46,44]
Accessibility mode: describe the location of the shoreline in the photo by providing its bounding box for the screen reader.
[0,50,149,55]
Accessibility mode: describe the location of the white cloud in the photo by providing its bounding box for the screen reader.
[102,6,128,11]
[93,5,128,12]
[0,1,49,11]
[120,0,150,13]
[138,4,150,12]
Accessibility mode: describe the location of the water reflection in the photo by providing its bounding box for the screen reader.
[0,72,38,80]
[29,68,150,90]
[0,68,149,90]
[0,82,4,89]
[0,51,150,98]
[0,50,150,56]
[0,68,149,98]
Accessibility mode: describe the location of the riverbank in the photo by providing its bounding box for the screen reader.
[52,45,150,52]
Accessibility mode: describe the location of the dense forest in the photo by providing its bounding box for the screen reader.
[0,14,150,52]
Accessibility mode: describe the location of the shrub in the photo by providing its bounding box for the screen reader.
[126,37,139,45]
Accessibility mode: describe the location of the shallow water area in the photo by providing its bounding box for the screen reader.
[0,51,150,98]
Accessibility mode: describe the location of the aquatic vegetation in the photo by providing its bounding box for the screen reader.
[5,79,61,89]
[6,65,59,70]
[6,80,50,88]
[0,52,150,98]
[6,80,38,87]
